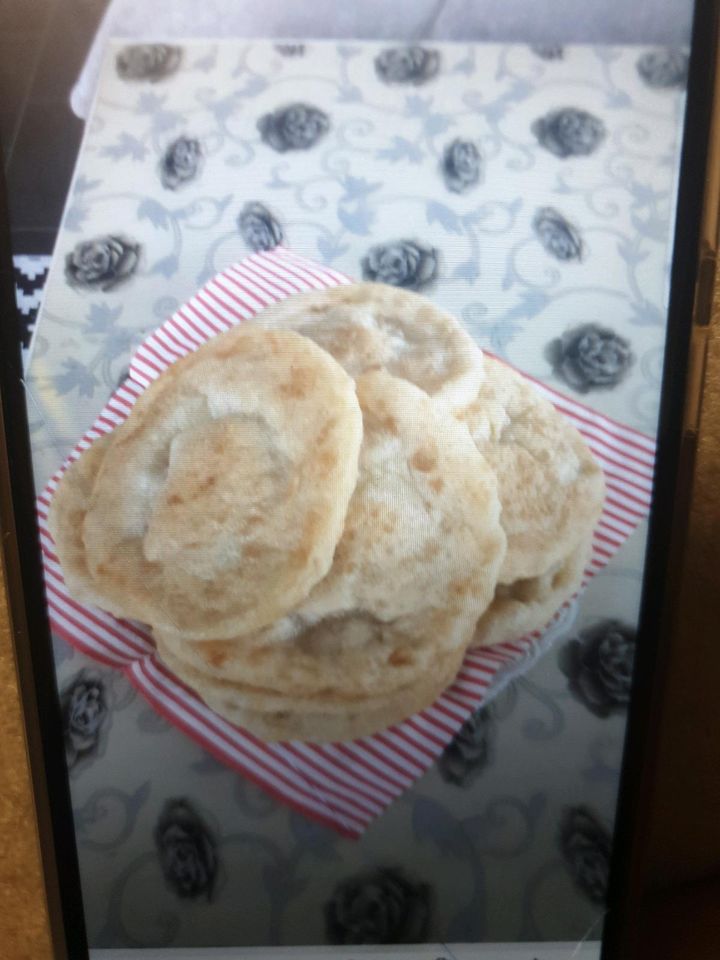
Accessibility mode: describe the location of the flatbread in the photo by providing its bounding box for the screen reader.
[46,434,121,612]
[245,282,484,410]
[470,536,591,649]
[298,370,506,629]
[159,370,506,699]
[157,606,474,701]
[459,357,605,583]
[51,327,363,638]
[156,637,466,742]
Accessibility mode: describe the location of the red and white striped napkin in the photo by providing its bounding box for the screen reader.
[37,247,655,838]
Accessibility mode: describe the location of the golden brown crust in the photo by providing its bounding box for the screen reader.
[470,536,592,649]
[47,435,118,611]
[155,638,466,742]
[157,371,506,707]
[156,371,505,736]
[50,326,362,637]
[459,357,605,583]
[246,282,484,410]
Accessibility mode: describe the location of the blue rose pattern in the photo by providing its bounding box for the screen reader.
[65,235,140,291]
[559,620,635,716]
[531,44,564,61]
[361,239,438,290]
[559,805,612,904]
[533,207,583,261]
[546,323,635,393]
[257,103,330,152]
[325,867,431,944]
[374,46,440,85]
[441,139,482,194]
[116,44,182,82]
[275,43,306,57]
[532,108,606,158]
[154,799,218,900]
[637,49,688,89]
[160,136,203,190]
[238,202,284,252]
[437,706,495,786]
[60,669,108,769]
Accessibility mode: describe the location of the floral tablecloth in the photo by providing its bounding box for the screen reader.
[25,39,685,948]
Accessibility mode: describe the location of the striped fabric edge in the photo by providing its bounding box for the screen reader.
[36,247,657,837]
[129,247,351,387]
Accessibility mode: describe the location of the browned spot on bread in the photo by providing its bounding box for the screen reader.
[411,446,438,472]
[389,649,412,667]
[449,578,472,597]
[280,363,315,399]
[167,493,184,506]
[429,477,444,493]
[317,450,337,473]
[381,415,399,435]
[201,643,230,669]
[315,417,338,446]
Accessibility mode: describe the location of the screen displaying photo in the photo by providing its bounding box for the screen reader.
[9,0,699,952]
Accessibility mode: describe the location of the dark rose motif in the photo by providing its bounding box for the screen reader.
[361,239,438,291]
[441,139,482,194]
[116,44,182,82]
[559,620,635,717]
[637,49,688,89]
[160,135,203,190]
[65,235,140,292]
[60,670,107,769]
[546,323,634,393]
[533,207,583,261]
[532,108,606,159]
[257,103,330,152]
[325,867,431,944]
[374,46,440,85]
[275,43,306,57]
[238,202,284,252]
[531,44,564,60]
[437,706,495,786]
[559,805,612,904]
[154,799,218,900]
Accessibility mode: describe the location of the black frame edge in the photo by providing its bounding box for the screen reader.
[0,165,88,954]
[602,2,720,957]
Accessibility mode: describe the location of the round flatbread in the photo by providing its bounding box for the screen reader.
[459,357,605,583]
[156,637,466,742]
[157,606,474,701]
[159,370,506,698]
[470,536,591,649]
[298,369,506,629]
[52,326,363,638]
[245,282,484,410]
[47,434,120,612]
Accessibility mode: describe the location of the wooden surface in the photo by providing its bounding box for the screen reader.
[0,551,53,960]
[640,277,720,888]
[1,295,720,960]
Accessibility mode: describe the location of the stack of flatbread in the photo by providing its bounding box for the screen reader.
[49,284,604,742]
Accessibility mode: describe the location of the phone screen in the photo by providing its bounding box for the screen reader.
[1,1,709,956]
